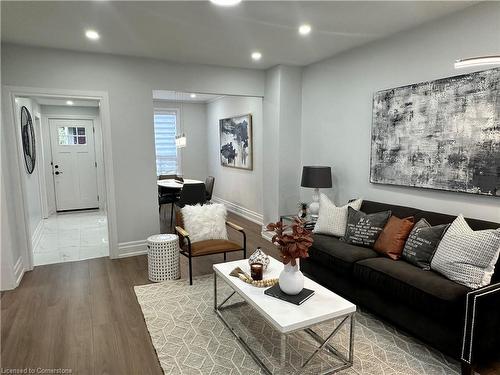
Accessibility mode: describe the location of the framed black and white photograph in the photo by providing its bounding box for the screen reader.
[219,113,253,170]
[370,68,500,197]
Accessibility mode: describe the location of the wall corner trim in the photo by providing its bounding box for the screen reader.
[118,240,148,258]
[211,196,264,225]
[13,257,25,288]
[31,220,44,251]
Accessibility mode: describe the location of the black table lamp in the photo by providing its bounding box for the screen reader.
[301,166,332,219]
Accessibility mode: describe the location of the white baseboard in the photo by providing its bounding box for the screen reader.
[261,227,274,242]
[13,257,25,287]
[212,196,263,225]
[118,240,148,258]
[31,219,44,250]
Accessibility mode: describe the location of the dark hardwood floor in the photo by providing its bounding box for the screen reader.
[1,211,498,374]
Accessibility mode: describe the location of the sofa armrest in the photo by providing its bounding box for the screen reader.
[461,281,500,365]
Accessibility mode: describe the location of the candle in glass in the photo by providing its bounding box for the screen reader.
[250,263,263,281]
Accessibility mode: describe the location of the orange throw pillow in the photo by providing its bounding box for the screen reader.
[374,216,415,260]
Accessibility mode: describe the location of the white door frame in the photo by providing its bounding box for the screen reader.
[3,85,119,272]
[33,112,50,219]
[47,114,105,211]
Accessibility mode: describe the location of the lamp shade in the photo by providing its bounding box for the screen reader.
[301,166,332,188]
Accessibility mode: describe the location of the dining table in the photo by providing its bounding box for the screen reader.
[157,178,204,190]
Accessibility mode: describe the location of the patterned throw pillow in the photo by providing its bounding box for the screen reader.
[313,194,363,237]
[342,207,392,248]
[401,219,449,270]
[431,215,500,289]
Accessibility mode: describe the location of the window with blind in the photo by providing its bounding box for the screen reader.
[153,110,178,175]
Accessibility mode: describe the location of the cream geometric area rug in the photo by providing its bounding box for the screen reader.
[134,275,460,375]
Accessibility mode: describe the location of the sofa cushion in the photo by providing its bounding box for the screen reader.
[309,234,379,276]
[353,258,470,322]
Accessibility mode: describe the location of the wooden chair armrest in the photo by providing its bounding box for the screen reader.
[175,226,189,238]
[226,221,244,232]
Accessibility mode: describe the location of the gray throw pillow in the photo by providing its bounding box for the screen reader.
[342,207,391,248]
[401,219,449,270]
[431,215,500,289]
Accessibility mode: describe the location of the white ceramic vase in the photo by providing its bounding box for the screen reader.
[278,259,304,295]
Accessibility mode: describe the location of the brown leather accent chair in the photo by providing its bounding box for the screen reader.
[175,209,246,285]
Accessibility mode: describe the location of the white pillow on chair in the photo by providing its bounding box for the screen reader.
[313,194,363,237]
[181,203,228,243]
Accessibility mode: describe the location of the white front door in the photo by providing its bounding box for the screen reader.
[49,119,99,211]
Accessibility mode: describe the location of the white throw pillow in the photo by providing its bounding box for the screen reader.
[181,203,228,243]
[313,195,363,237]
[431,215,500,289]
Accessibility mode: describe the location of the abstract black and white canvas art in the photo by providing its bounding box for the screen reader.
[371,68,500,196]
[220,114,253,170]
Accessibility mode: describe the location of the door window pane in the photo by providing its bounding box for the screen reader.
[58,127,86,145]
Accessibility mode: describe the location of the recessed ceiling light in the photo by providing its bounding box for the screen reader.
[299,24,312,36]
[190,93,197,98]
[209,0,241,6]
[251,51,262,61]
[66,100,74,105]
[85,29,100,40]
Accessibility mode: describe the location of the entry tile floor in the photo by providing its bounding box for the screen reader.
[33,210,109,266]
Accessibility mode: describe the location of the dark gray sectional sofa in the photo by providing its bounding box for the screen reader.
[301,200,500,375]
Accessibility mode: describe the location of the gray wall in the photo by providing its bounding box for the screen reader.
[1,43,265,289]
[153,100,208,181]
[207,96,264,222]
[300,2,500,222]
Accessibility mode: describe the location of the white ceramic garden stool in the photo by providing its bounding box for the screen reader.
[147,234,180,282]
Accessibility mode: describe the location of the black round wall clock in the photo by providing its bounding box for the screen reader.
[20,106,36,174]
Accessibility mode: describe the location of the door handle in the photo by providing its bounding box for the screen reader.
[55,171,63,175]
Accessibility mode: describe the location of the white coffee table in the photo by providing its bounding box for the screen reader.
[213,257,356,374]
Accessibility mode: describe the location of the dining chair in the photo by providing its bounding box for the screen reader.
[175,183,206,208]
[175,209,246,285]
[205,176,215,202]
[158,174,180,228]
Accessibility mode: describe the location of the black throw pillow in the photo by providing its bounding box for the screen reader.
[342,207,392,248]
[401,218,449,270]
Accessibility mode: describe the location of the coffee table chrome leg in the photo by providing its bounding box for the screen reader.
[280,334,287,374]
[348,314,355,363]
[213,272,217,310]
[301,314,354,373]
[214,273,236,310]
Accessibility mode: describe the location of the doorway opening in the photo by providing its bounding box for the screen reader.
[12,94,110,266]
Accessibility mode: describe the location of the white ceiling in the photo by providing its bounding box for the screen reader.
[1,1,477,69]
[153,90,226,103]
[29,96,100,107]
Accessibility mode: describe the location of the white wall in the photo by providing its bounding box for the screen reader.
[15,98,43,238]
[262,65,302,225]
[1,43,265,283]
[153,100,208,181]
[301,2,500,222]
[207,96,264,223]
[40,105,101,214]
